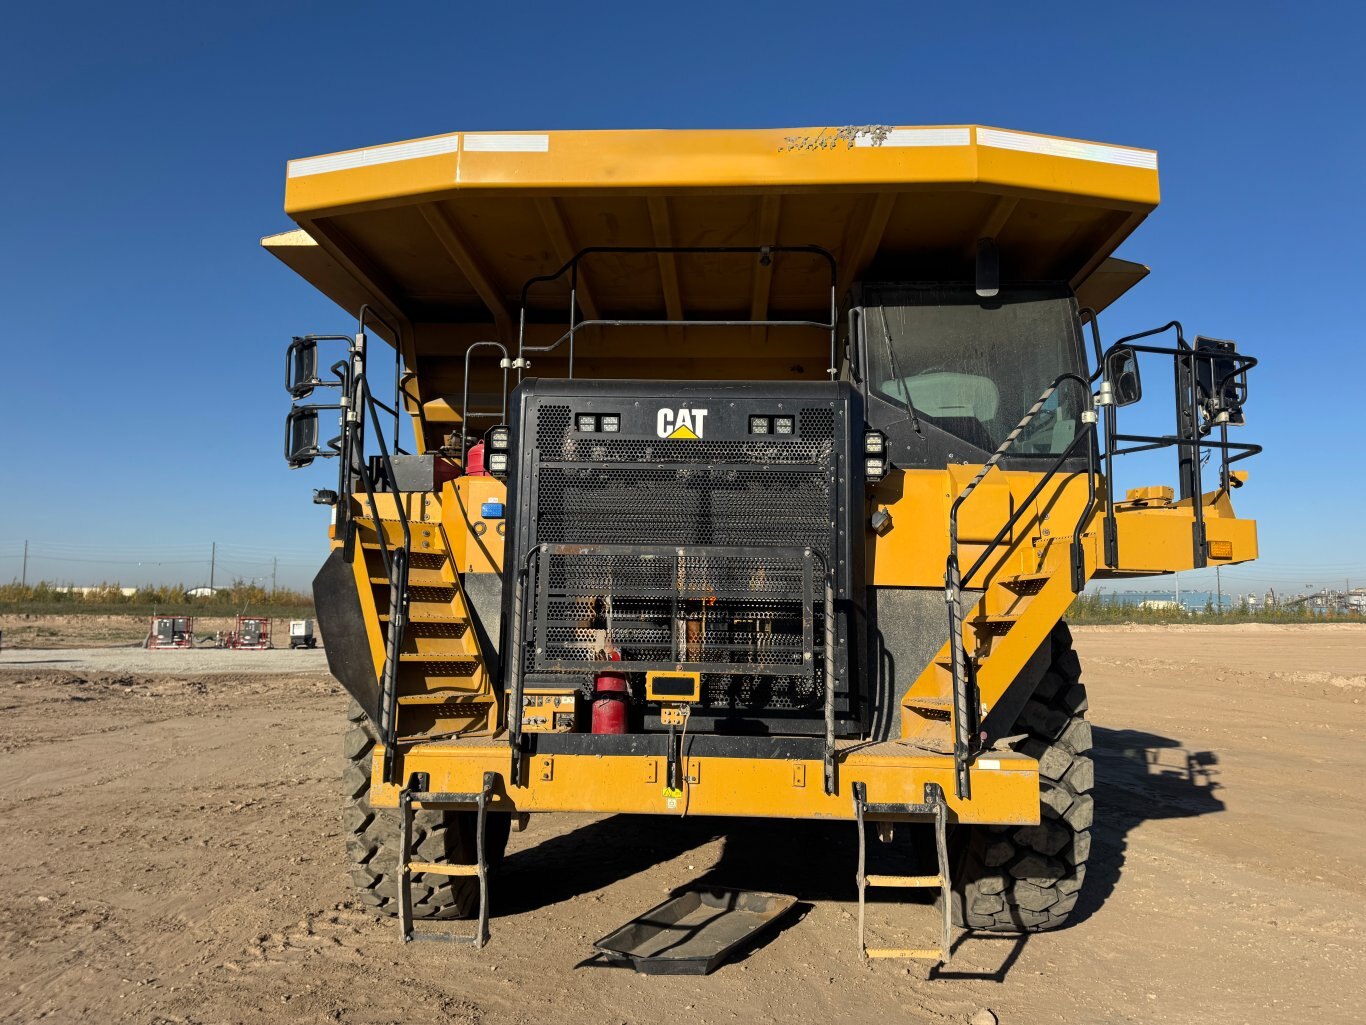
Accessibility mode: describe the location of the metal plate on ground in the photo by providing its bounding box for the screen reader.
[593,888,797,975]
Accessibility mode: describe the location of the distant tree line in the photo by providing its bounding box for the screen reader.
[0,579,314,616]
[1065,591,1361,625]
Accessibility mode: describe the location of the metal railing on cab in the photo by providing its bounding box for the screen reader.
[1094,320,1260,569]
[510,245,841,381]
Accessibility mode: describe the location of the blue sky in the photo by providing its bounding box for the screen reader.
[0,1,1360,593]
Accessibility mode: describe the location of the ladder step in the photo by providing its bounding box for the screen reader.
[864,948,944,961]
[371,575,456,593]
[973,614,1019,636]
[904,695,952,711]
[854,780,953,966]
[397,692,487,705]
[380,613,467,624]
[374,565,453,590]
[934,653,977,671]
[399,650,480,663]
[865,874,943,888]
[999,571,1050,595]
[406,861,478,877]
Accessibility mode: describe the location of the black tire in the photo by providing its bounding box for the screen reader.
[343,699,510,919]
[948,621,1093,932]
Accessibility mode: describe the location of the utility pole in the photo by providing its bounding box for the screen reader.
[1216,566,1223,615]
[21,540,28,587]
[209,542,216,591]
[272,557,278,594]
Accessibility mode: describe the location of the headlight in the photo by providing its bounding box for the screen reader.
[863,429,886,455]
[486,425,510,451]
[600,414,620,433]
[749,415,771,435]
[487,451,510,478]
[773,416,794,435]
[864,456,887,482]
[576,413,597,433]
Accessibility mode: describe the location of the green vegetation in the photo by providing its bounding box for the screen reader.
[1066,592,1361,625]
[0,580,314,618]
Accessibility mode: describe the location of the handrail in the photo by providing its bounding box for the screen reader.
[515,245,839,383]
[944,373,1098,801]
[344,306,415,785]
[358,304,407,455]
[1101,323,1261,567]
[459,341,510,466]
[354,375,412,786]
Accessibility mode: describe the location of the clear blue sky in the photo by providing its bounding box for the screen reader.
[0,1,1360,594]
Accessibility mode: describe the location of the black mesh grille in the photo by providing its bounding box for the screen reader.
[528,549,823,711]
[517,391,846,723]
[536,467,831,549]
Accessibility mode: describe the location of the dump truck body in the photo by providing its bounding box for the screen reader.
[268,124,1258,955]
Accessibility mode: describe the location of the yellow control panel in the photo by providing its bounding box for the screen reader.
[508,688,578,733]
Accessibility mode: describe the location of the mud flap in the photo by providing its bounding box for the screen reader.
[314,549,381,722]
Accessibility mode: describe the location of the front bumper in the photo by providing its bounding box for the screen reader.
[371,741,1039,824]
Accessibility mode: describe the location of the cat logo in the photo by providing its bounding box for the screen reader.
[656,407,708,440]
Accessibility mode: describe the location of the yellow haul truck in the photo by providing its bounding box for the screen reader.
[266,124,1258,961]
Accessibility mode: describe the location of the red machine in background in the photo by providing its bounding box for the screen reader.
[225,616,272,650]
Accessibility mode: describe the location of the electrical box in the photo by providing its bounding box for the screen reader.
[509,688,579,732]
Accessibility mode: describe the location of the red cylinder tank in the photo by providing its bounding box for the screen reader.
[591,655,630,734]
[466,440,489,476]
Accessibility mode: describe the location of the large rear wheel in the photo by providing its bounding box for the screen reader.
[343,699,510,919]
[948,621,1093,932]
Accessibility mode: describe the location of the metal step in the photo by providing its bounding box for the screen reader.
[972,614,1020,637]
[396,691,488,705]
[370,566,453,588]
[998,571,1050,596]
[903,694,952,714]
[865,874,943,888]
[854,782,952,964]
[398,773,497,948]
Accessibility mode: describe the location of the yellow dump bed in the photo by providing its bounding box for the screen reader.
[267,123,1156,325]
[265,124,1158,426]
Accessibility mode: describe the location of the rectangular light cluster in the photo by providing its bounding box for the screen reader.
[485,424,511,478]
[748,415,794,436]
[864,429,887,482]
[576,413,620,433]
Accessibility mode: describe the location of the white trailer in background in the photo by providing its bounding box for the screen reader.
[289,619,317,649]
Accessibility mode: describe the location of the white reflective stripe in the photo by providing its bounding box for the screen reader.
[287,135,462,177]
[463,133,550,153]
[976,128,1157,170]
[977,759,1001,770]
[855,127,972,148]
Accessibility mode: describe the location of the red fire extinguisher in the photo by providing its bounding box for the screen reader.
[592,650,629,734]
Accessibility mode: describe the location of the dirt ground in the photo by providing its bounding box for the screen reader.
[0,624,1362,1025]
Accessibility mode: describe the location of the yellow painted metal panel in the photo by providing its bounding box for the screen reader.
[369,746,1040,825]
[284,125,1157,216]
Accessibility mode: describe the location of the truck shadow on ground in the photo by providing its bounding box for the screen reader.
[498,725,1223,979]
[1069,726,1224,927]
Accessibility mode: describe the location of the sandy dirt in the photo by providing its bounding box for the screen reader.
[0,624,1362,1025]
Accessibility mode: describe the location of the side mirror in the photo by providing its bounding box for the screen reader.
[286,337,321,399]
[285,407,323,467]
[1105,345,1142,406]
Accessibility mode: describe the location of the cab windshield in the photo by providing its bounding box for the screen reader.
[864,284,1086,456]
